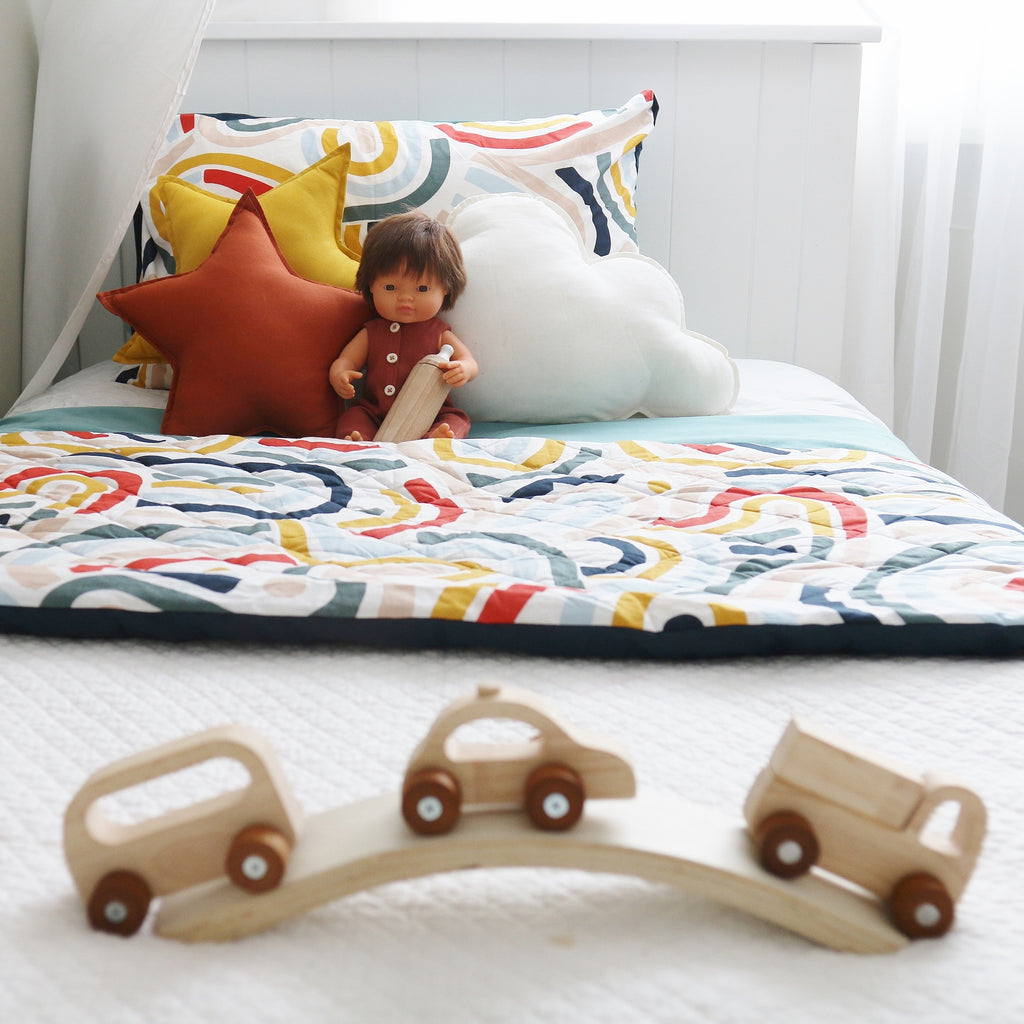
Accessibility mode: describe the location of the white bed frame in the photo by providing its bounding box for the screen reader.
[80,2,880,389]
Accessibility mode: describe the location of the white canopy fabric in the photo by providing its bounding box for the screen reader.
[19,0,213,402]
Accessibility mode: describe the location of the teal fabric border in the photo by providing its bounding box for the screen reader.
[0,406,166,434]
[469,414,918,460]
[0,407,917,461]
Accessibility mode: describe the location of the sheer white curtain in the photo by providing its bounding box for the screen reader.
[18,0,213,405]
[845,1,1024,522]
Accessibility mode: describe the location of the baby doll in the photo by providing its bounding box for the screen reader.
[330,211,478,441]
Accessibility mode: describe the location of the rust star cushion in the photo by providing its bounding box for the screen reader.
[113,144,357,371]
[99,190,371,437]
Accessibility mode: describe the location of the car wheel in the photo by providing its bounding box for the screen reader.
[525,763,585,831]
[402,769,462,835]
[753,810,819,878]
[86,869,152,936]
[225,824,292,893]
[889,872,955,938]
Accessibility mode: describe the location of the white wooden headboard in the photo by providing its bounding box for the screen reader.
[83,2,880,385]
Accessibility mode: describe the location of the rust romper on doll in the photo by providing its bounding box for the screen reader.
[335,316,471,440]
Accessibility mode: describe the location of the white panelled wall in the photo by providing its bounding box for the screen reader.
[81,29,869,404]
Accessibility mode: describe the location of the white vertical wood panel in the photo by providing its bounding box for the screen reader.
[501,40,591,119]
[101,34,866,372]
[671,42,763,353]
[183,39,249,113]
[330,40,420,119]
[794,42,862,379]
[589,40,677,270]
[414,40,505,121]
[244,39,334,116]
[747,42,813,361]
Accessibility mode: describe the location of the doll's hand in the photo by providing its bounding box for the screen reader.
[441,361,469,387]
[331,368,363,399]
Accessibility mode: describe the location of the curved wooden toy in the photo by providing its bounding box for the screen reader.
[154,791,907,952]
[66,696,984,951]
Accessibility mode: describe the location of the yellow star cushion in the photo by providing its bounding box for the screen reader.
[113,143,357,366]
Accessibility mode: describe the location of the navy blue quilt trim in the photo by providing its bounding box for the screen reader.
[0,608,1020,659]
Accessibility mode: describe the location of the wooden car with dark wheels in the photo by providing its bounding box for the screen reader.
[744,718,986,939]
[64,725,302,936]
[402,683,636,835]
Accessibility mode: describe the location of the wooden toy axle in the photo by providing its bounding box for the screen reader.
[376,344,454,442]
[154,791,906,952]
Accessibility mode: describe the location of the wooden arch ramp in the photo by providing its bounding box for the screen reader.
[155,791,906,953]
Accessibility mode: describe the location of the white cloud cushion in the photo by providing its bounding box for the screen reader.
[446,194,739,424]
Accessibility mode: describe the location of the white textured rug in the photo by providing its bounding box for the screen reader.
[2,634,1022,1023]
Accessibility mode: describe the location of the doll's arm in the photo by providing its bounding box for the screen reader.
[329,329,370,398]
[438,330,478,388]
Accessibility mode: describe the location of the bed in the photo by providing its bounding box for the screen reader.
[7,347,1024,659]
[5,91,1024,659]
[3,5,1024,1023]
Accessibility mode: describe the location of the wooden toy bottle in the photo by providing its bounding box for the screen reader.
[375,344,455,442]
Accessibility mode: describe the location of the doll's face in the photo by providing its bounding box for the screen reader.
[370,264,446,324]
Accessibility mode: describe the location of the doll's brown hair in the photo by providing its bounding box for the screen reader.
[355,211,467,311]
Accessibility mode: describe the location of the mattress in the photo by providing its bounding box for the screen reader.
[6,357,897,427]
[3,361,1022,1023]
[2,636,1022,1023]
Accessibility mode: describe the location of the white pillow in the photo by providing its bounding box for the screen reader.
[446,193,739,424]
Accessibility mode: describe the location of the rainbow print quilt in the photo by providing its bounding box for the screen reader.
[3,429,1024,656]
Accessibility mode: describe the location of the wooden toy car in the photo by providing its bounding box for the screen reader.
[64,725,303,936]
[401,683,636,834]
[744,718,987,938]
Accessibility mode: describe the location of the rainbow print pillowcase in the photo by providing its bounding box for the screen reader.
[119,90,658,384]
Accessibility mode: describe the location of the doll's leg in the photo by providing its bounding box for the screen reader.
[336,404,381,441]
[428,408,471,439]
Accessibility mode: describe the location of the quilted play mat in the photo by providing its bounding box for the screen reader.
[3,429,1024,656]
